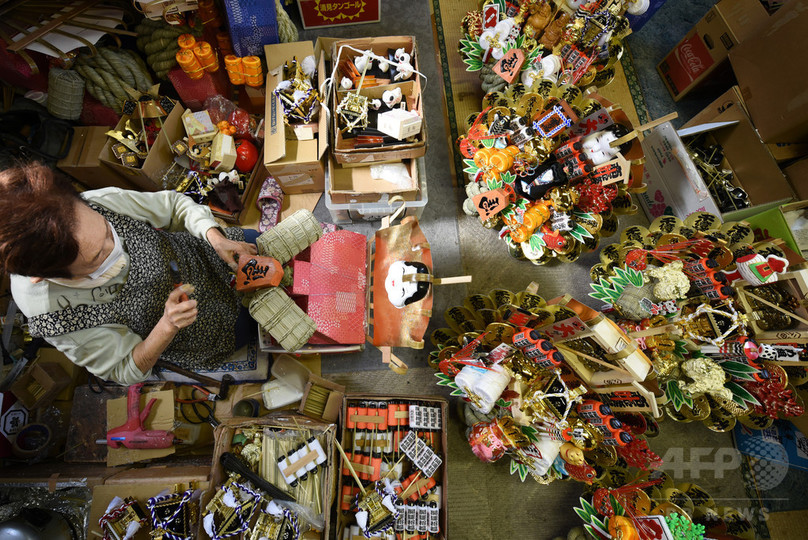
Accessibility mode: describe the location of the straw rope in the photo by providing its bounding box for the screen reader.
[275,0,299,43]
[135,18,200,79]
[72,48,153,114]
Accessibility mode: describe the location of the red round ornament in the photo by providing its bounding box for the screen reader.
[234,139,258,173]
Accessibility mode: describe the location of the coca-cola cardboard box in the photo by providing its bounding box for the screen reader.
[657,0,769,101]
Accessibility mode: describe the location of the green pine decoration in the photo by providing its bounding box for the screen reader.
[573,497,608,538]
[520,425,540,443]
[665,512,706,539]
[666,380,693,412]
[459,36,485,72]
[588,267,645,305]
[529,232,546,251]
[434,372,466,397]
[500,171,516,185]
[726,381,761,407]
[509,458,530,482]
[719,361,761,382]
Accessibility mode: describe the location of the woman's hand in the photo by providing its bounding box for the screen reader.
[207,228,257,270]
[133,284,198,374]
[161,284,198,330]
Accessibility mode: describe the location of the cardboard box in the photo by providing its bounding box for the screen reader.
[683,85,749,127]
[329,157,420,204]
[206,414,337,539]
[209,153,268,224]
[87,465,209,540]
[657,0,769,101]
[768,142,808,164]
[325,158,429,224]
[239,84,265,115]
[784,158,808,200]
[330,36,427,164]
[263,40,328,195]
[730,0,808,142]
[297,0,380,29]
[336,395,448,539]
[57,126,136,190]
[10,362,71,410]
[638,114,793,222]
[99,105,185,192]
[298,373,346,424]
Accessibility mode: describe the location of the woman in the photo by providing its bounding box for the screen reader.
[1,163,257,385]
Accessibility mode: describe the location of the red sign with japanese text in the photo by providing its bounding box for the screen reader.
[297,0,380,29]
[536,315,588,341]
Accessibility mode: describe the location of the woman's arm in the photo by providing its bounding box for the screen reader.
[40,284,198,385]
[131,284,197,373]
[83,187,257,268]
[81,187,221,240]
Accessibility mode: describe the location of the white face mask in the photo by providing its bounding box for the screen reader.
[49,222,126,289]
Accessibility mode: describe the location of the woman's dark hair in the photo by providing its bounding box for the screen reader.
[0,163,82,278]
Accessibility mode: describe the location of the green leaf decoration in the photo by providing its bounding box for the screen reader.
[720,361,760,381]
[611,266,641,287]
[525,47,541,67]
[509,459,519,475]
[486,178,503,190]
[459,37,483,56]
[500,171,516,185]
[589,277,622,304]
[482,138,497,149]
[665,380,693,412]
[581,497,597,517]
[463,57,484,72]
[495,398,512,408]
[520,425,540,443]
[529,233,545,252]
[726,381,761,407]
[569,223,594,243]
[610,494,625,517]
[673,340,689,358]
[493,0,507,12]
[515,198,528,210]
[462,158,479,176]
[574,506,591,523]
[434,374,462,396]
[592,516,607,531]
[584,525,597,538]
[501,207,515,221]
[517,463,529,482]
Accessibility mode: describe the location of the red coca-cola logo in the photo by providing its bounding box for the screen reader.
[679,43,705,77]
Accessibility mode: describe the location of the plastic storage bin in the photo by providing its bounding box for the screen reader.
[325,157,428,223]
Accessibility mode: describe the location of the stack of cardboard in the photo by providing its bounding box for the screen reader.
[728,0,808,200]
